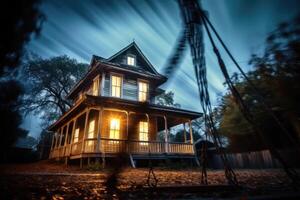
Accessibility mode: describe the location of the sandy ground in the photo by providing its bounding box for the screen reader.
[0,160,299,199]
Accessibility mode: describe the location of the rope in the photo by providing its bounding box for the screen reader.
[146,149,158,188]
[200,12,300,185]
[179,0,238,186]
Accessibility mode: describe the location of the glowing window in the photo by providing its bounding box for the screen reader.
[92,77,99,96]
[73,128,79,143]
[87,120,95,147]
[127,56,135,66]
[138,81,148,102]
[139,121,148,145]
[88,120,95,139]
[109,118,120,139]
[111,75,122,97]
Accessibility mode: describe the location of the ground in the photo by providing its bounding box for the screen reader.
[0,160,299,199]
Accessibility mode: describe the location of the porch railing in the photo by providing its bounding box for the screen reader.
[50,138,194,158]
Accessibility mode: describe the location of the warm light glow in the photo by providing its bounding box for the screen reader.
[138,81,148,102]
[127,56,135,66]
[139,121,148,145]
[87,120,95,147]
[109,118,120,139]
[92,77,99,96]
[74,128,79,143]
[111,75,121,97]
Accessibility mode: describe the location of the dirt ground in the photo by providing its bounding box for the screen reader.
[0,160,299,199]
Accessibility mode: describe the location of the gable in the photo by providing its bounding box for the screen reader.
[106,42,159,75]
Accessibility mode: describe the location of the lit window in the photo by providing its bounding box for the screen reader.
[138,81,148,102]
[111,75,122,97]
[92,77,99,96]
[127,56,135,66]
[109,118,120,139]
[73,128,79,143]
[87,120,95,148]
[139,121,148,145]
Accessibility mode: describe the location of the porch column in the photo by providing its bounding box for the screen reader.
[54,130,59,148]
[189,120,194,144]
[96,108,103,153]
[164,116,168,153]
[183,123,187,143]
[64,124,69,146]
[50,133,55,150]
[59,129,63,147]
[81,109,90,153]
[69,119,76,155]
[126,112,129,153]
[101,72,105,96]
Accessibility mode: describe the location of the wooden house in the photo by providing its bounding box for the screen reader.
[48,42,202,167]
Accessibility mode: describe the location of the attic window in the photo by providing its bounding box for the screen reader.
[127,55,135,66]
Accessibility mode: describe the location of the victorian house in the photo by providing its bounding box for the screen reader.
[48,42,201,167]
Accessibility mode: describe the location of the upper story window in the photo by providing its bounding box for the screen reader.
[92,76,99,96]
[138,81,148,102]
[127,55,135,66]
[111,75,122,98]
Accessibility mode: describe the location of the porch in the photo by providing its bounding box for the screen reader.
[48,96,201,164]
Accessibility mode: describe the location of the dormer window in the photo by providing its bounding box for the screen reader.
[127,55,135,66]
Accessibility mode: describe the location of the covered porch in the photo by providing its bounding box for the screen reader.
[49,107,195,158]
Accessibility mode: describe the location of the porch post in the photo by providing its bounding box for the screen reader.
[64,123,69,147]
[126,111,129,153]
[164,116,168,153]
[64,123,71,165]
[189,120,194,144]
[54,129,59,148]
[50,133,55,150]
[101,72,105,96]
[69,119,76,156]
[96,108,103,153]
[81,109,90,153]
[183,123,187,143]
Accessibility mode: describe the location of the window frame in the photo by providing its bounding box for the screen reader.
[92,75,100,96]
[126,54,136,66]
[110,73,123,98]
[138,80,149,102]
[139,121,149,145]
[109,118,121,140]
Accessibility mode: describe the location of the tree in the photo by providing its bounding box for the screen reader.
[0,0,43,162]
[22,55,88,127]
[156,91,181,108]
[0,80,28,161]
[0,0,44,76]
[216,14,300,152]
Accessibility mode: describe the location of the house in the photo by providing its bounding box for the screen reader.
[48,42,202,167]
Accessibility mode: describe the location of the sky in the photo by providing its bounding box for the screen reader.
[24,0,300,138]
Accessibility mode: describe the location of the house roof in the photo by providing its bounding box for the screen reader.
[48,95,202,131]
[67,42,167,100]
[106,41,160,75]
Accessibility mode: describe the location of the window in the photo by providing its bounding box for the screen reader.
[73,128,79,143]
[139,121,148,145]
[92,77,99,96]
[87,120,95,148]
[109,118,120,140]
[138,81,148,102]
[127,56,135,66]
[111,75,122,97]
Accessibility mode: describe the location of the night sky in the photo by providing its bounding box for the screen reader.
[24,0,300,138]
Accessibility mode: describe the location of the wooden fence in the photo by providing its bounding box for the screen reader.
[209,150,281,169]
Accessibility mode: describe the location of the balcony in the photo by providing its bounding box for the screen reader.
[49,138,194,159]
